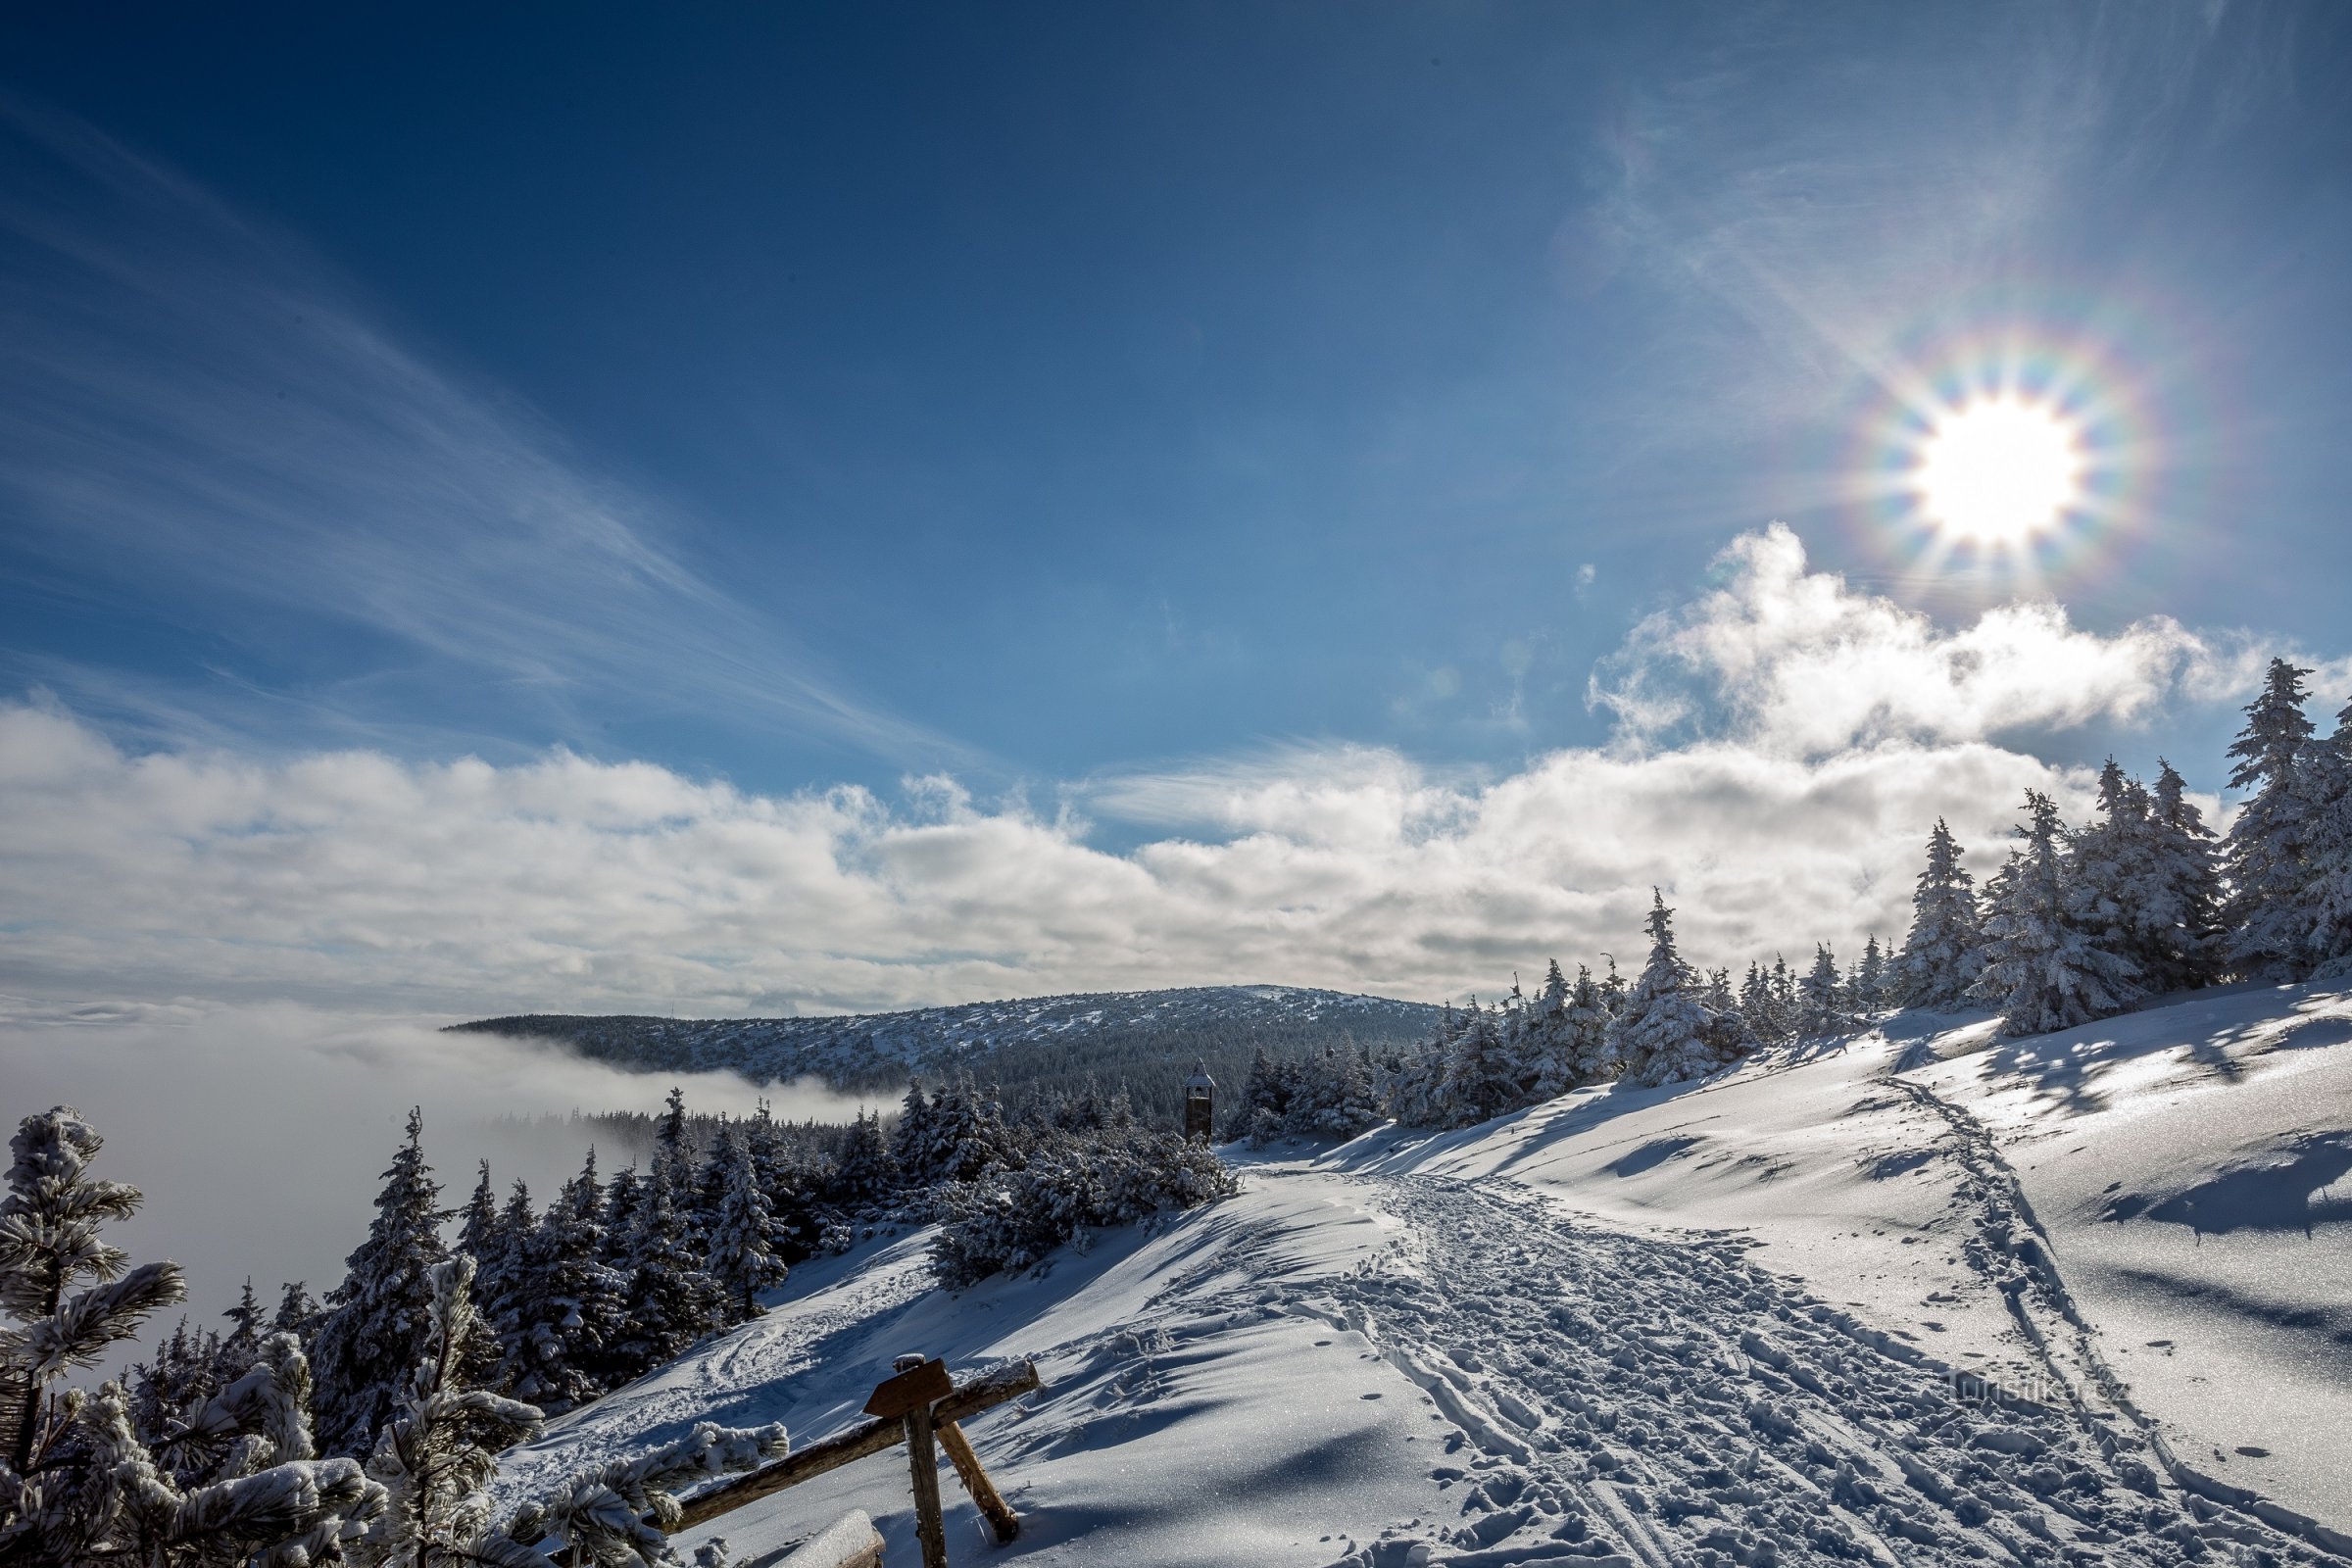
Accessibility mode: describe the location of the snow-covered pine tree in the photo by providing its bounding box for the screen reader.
[457,1159,500,1262]
[1737,961,1773,1045]
[890,1080,937,1178]
[1852,936,1886,1017]
[1561,964,1620,1083]
[1973,790,2141,1036]
[2145,759,2226,989]
[823,1108,901,1212]
[218,1278,265,1382]
[1306,1045,1386,1138]
[310,1107,452,1458]
[2224,658,2320,978]
[1383,1010,1458,1128]
[600,1162,645,1268]
[271,1281,318,1338]
[1890,818,1984,1008]
[652,1086,706,1249]
[1797,944,1844,1039]
[1527,959,1580,1100]
[613,1175,724,1377]
[2299,696,2352,969]
[706,1131,787,1320]
[1609,891,1723,1087]
[500,1150,626,1411]
[348,1252,543,1568]
[1444,1004,1522,1126]
[1,1106,384,1567]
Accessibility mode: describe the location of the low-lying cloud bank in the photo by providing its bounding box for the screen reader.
[0,1002,870,1348]
[0,528,2302,1021]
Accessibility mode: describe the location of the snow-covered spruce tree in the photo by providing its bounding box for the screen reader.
[353,1251,786,1568]
[0,1106,385,1568]
[612,1176,724,1377]
[2146,759,2227,989]
[821,1109,900,1214]
[500,1150,627,1411]
[1608,891,1726,1087]
[600,1162,644,1268]
[457,1160,501,1263]
[1305,1045,1385,1138]
[1444,1004,1522,1126]
[1890,818,1983,1008]
[271,1281,319,1340]
[1973,790,2141,1036]
[2297,695,2352,970]
[705,1131,787,1320]
[349,1252,542,1567]
[1851,935,1886,1016]
[1797,944,1844,1039]
[1383,1009,1458,1129]
[1525,961,1579,1100]
[889,1080,937,1178]
[311,1108,452,1458]
[1560,964,1620,1083]
[2224,658,2320,978]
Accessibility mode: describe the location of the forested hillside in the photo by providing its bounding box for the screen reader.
[451,985,1442,1124]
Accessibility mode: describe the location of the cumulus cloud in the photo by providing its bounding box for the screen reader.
[1591,524,2261,757]
[1,523,2315,1031]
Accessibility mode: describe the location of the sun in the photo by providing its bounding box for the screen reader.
[1913,395,2084,545]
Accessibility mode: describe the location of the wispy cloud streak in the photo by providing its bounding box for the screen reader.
[0,101,943,762]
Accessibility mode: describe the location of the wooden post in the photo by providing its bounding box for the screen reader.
[897,1355,951,1568]
[673,1359,1039,1532]
[935,1419,1019,1544]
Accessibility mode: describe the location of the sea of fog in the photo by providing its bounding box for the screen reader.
[0,996,874,1360]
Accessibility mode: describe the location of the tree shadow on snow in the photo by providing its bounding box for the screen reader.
[2100,1131,2352,1241]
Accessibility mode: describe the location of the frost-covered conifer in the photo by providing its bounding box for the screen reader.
[311,1108,451,1458]
[1974,791,2141,1035]
[1609,891,1723,1087]
[349,1252,542,1568]
[2299,699,2352,968]
[271,1281,318,1339]
[1444,1004,1522,1126]
[705,1132,787,1320]
[457,1160,501,1262]
[890,1080,938,1178]
[1797,945,1844,1039]
[501,1151,626,1411]
[823,1109,901,1212]
[1889,819,1983,1008]
[1306,1045,1386,1138]
[1561,964,1619,1083]
[2145,760,2226,989]
[600,1163,644,1267]
[1852,936,1886,1015]
[613,1178,723,1375]
[2224,659,2320,977]
[0,1106,384,1567]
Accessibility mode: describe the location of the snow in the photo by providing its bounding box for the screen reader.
[497,983,2352,1566]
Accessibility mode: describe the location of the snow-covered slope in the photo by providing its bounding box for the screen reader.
[502,982,2352,1567]
[452,985,1441,1101]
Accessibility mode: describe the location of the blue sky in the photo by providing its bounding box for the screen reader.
[5,4,2352,1016]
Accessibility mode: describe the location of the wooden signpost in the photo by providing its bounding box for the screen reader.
[676,1354,1041,1568]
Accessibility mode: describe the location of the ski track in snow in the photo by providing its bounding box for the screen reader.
[1294,1171,2333,1568]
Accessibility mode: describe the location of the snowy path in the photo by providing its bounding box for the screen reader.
[1298,1171,2334,1567]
